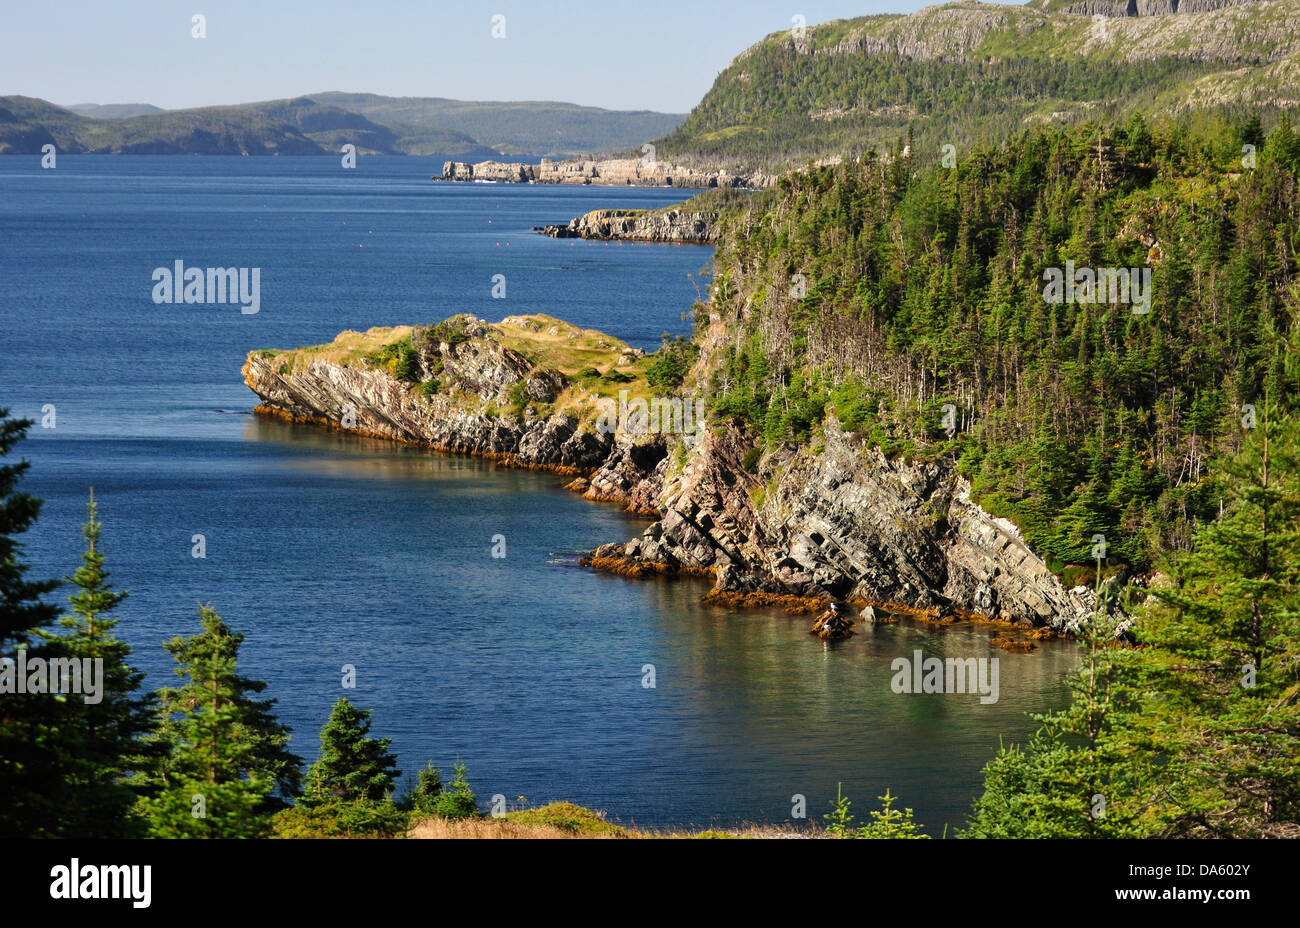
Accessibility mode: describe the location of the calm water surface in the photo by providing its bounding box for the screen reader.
[0,156,1076,831]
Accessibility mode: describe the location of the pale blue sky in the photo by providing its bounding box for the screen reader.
[0,0,983,113]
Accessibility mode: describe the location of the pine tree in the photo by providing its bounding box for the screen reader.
[34,489,154,836]
[0,410,63,837]
[302,698,400,804]
[138,605,301,837]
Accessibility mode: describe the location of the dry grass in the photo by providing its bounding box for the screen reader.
[407,818,822,839]
[255,325,416,373]
[406,801,824,839]
[408,816,614,839]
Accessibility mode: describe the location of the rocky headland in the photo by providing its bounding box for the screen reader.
[244,312,1105,636]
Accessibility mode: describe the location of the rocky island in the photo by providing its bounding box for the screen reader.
[534,208,720,244]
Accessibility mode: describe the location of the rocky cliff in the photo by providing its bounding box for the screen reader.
[584,417,1098,635]
[534,208,719,244]
[244,313,1099,634]
[438,157,775,189]
[243,316,633,472]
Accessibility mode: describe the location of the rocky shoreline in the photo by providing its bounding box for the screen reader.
[244,313,1107,637]
[534,208,719,245]
[438,156,774,189]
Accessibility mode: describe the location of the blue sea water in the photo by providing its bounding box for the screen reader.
[0,155,1075,832]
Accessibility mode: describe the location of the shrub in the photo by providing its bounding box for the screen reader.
[272,799,408,838]
[505,380,529,417]
[417,759,478,820]
[394,340,421,383]
[502,802,626,837]
[645,334,699,388]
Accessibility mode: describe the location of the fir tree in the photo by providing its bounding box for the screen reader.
[35,489,154,836]
[302,698,400,804]
[0,410,63,838]
[138,605,301,837]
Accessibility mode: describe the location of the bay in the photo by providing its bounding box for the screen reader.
[0,155,1075,831]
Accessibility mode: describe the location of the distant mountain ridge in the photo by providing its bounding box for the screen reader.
[655,0,1300,170]
[65,103,164,119]
[0,93,686,158]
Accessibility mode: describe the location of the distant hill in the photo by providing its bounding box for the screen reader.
[0,93,686,158]
[655,0,1300,171]
[309,92,687,157]
[66,103,165,119]
[0,95,505,157]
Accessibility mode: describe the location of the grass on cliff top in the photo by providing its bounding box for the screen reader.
[253,325,417,374]
[494,313,632,373]
[251,313,671,413]
[494,314,663,413]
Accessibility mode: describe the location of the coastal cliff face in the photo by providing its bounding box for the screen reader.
[243,316,624,471]
[587,419,1097,634]
[1060,0,1255,15]
[535,208,719,244]
[439,157,775,189]
[244,313,1097,633]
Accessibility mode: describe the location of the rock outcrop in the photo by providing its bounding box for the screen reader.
[245,313,1099,633]
[535,208,719,244]
[1063,0,1256,15]
[242,316,644,473]
[438,157,775,189]
[586,420,1098,635]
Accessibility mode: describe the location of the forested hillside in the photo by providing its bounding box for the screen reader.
[701,115,1300,572]
[656,0,1300,171]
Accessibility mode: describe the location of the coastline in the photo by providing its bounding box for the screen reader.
[245,313,1101,637]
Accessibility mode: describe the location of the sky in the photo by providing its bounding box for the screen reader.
[0,0,971,114]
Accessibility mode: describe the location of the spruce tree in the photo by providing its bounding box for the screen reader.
[138,605,301,837]
[1136,397,1300,835]
[964,616,1148,838]
[968,395,1300,838]
[35,489,154,836]
[407,761,443,813]
[302,698,400,804]
[0,410,63,837]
